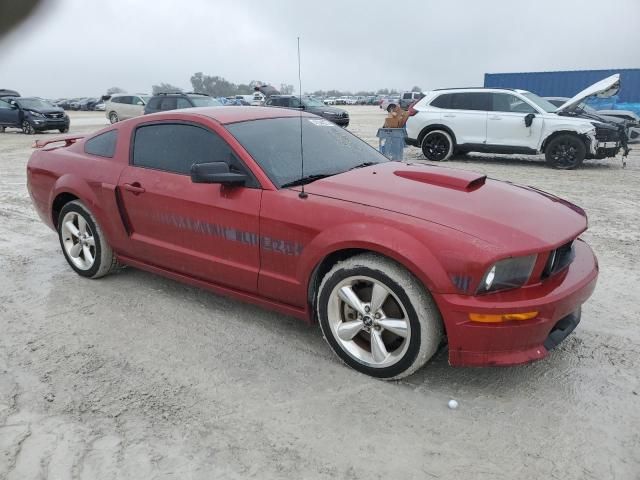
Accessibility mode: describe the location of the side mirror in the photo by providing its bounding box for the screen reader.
[190,162,246,186]
[524,113,535,127]
[137,101,144,105]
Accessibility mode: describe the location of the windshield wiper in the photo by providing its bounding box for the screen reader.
[349,162,377,170]
[281,174,333,188]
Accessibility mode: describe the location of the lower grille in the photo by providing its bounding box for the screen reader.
[45,113,64,119]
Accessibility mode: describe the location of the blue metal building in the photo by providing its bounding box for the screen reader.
[484,68,640,113]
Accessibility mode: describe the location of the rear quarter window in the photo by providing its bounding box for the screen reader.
[430,94,451,109]
[84,130,118,158]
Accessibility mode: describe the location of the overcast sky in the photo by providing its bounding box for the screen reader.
[1,0,639,98]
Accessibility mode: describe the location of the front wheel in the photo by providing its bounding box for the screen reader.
[108,112,119,124]
[421,130,454,161]
[22,121,35,135]
[58,200,119,278]
[545,134,586,169]
[318,253,443,379]
[59,127,69,133]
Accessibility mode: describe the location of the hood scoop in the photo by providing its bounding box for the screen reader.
[394,169,486,191]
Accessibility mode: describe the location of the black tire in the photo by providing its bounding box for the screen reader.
[22,120,35,135]
[544,134,586,169]
[109,112,119,124]
[57,200,119,279]
[317,253,443,380]
[0,126,5,133]
[59,127,69,133]
[421,130,454,161]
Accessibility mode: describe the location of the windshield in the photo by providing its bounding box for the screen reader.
[302,97,325,107]
[227,117,388,188]
[141,95,151,103]
[521,92,557,113]
[17,98,55,110]
[190,96,222,107]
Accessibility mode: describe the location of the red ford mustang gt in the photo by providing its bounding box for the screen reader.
[26,107,598,379]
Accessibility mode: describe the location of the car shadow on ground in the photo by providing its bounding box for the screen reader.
[96,267,583,396]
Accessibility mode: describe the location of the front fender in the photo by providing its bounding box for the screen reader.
[299,222,454,296]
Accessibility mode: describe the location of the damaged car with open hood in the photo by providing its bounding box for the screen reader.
[406,74,625,169]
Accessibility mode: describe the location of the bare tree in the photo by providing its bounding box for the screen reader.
[106,86,125,95]
[152,83,182,94]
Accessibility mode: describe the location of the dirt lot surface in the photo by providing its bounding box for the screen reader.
[1,107,639,479]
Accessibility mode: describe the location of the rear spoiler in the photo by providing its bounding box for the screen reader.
[33,135,85,149]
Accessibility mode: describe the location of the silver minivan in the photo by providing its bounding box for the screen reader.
[105,94,151,123]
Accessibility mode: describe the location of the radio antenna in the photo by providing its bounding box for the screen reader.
[297,36,308,199]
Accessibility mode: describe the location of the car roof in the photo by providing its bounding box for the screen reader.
[179,106,316,124]
[432,87,529,94]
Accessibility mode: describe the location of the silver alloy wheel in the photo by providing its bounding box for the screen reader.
[109,112,118,123]
[327,275,411,368]
[22,121,34,134]
[60,211,96,270]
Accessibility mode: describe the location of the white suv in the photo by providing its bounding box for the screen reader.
[405,75,623,169]
[104,93,151,124]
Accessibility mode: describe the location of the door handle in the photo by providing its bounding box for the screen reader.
[123,182,145,195]
[443,114,455,118]
[489,116,502,120]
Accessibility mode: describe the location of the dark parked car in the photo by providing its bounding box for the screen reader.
[0,97,69,134]
[144,92,222,114]
[264,95,349,127]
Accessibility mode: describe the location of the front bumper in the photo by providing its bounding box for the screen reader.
[435,239,598,367]
[30,118,70,131]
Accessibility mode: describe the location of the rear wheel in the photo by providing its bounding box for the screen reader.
[318,253,443,379]
[421,130,454,161]
[109,112,119,124]
[545,134,586,169]
[58,200,119,279]
[59,127,69,133]
[22,121,35,135]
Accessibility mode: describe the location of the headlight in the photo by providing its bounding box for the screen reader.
[478,254,537,294]
[29,111,44,117]
[322,111,337,116]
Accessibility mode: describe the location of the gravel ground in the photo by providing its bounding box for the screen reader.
[1,107,639,479]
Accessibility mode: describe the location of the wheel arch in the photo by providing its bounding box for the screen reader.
[305,239,448,328]
[417,123,458,146]
[540,129,590,153]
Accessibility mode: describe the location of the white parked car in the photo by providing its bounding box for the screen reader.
[405,75,624,169]
[324,97,336,105]
[380,96,400,111]
[105,93,151,123]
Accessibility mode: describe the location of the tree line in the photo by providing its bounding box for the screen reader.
[107,76,421,98]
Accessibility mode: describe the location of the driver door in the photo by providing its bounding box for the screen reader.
[117,121,262,292]
[0,98,20,126]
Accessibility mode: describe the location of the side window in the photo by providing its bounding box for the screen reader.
[176,98,191,108]
[289,97,300,108]
[491,93,537,113]
[0,99,12,109]
[402,93,412,100]
[146,98,161,111]
[159,97,177,110]
[131,96,143,106]
[110,97,121,104]
[430,94,451,109]
[84,130,118,158]
[450,92,489,111]
[132,123,256,187]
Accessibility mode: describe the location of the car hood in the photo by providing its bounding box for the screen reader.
[556,74,620,113]
[304,162,587,252]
